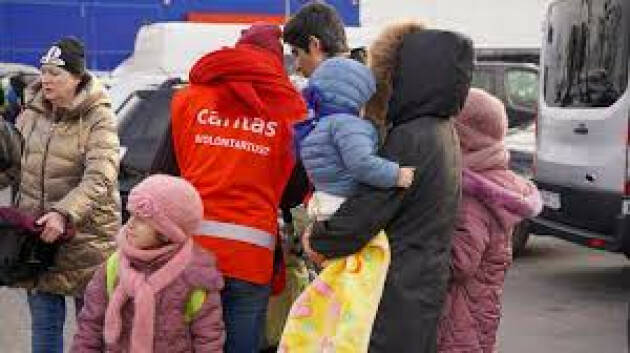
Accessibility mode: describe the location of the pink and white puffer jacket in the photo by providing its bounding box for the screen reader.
[437,168,542,353]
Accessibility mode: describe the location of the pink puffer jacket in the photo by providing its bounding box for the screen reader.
[70,246,225,353]
[437,168,542,353]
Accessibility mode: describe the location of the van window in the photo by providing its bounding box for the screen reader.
[543,0,628,108]
[506,69,539,109]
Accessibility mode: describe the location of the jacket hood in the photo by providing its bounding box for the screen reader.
[307,57,376,113]
[189,45,301,117]
[387,30,474,125]
[456,88,509,153]
[26,73,111,120]
[463,168,542,229]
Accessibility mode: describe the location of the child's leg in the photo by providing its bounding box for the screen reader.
[307,192,346,221]
[304,192,347,276]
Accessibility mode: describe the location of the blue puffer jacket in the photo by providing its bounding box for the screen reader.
[300,58,399,197]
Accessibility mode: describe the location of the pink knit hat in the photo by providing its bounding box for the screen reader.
[127,174,203,243]
[455,88,508,153]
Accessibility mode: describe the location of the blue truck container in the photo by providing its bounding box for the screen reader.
[0,0,360,70]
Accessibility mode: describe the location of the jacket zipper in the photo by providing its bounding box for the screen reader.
[40,121,57,211]
[16,117,39,208]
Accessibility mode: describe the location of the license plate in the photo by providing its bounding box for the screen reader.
[541,190,561,210]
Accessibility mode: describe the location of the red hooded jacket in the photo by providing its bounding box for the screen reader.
[171,45,306,284]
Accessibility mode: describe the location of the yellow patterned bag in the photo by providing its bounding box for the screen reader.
[279,231,390,353]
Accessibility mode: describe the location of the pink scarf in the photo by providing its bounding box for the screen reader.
[103,226,194,353]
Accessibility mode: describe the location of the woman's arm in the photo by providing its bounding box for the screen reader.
[53,108,120,224]
[310,185,405,258]
[310,126,413,258]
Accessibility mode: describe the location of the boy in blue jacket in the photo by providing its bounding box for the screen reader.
[296,57,415,224]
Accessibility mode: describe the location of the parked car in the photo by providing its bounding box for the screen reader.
[531,0,630,258]
[115,78,183,221]
[472,62,537,178]
[110,74,173,117]
[472,61,539,128]
[0,62,39,79]
[471,62,538,255]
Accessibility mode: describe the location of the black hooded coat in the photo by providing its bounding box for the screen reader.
[310,29,474,353]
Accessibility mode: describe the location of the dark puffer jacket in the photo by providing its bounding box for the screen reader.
[310,26,474,353]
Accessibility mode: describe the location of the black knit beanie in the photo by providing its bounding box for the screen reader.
[40,36,86,76]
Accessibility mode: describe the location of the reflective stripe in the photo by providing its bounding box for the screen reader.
[196,220,276,250]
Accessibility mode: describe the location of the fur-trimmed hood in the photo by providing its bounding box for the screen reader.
[366,22,474,126]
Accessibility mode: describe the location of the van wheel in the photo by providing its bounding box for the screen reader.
[512,221,531,257]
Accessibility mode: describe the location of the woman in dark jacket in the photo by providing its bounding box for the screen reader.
[303,22,474,353]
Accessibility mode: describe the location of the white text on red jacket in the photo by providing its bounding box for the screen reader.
[196,109,278,136]
[194,109,277,156]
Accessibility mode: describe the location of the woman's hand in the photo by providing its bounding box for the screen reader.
[37,211,67,243]
[302,224,326,266]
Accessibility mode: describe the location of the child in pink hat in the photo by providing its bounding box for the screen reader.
[70,174,225,353]
[437,89,542,353]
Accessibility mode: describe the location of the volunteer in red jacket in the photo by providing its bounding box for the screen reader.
[152,24,307,353]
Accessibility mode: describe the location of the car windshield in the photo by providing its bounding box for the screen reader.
[543,0,629,108]
[506,69,539,109]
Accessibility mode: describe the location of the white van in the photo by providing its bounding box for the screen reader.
[112,22,248,79]
[107,22,253,119]
[108,22,376,112]
[532,0,630,256]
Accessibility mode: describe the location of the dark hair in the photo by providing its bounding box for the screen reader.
[349,47,367,64]
[9,75,26,99]
[283,1,349,56]
[75,72,91,94]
